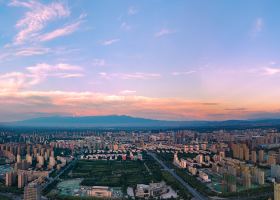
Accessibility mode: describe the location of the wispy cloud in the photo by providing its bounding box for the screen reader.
[102,38,120,46]
[27,63,82,73]
[10,0,70,45]
[263,67,280,75]
[155,28,176,38]
[172,70,196,76]
[0,72,29,92]
[128,6,138,15]
[99,72,161,80]
[0,46,80,63]
[120,22,131,31]
[255,18,264,32]
[39,21,82,42]
[0,63,84,92]
[120,90,136,95]
[92,59,106,67]
[59,73,84,78]
[15,47,50,56]
[251,17,264,37]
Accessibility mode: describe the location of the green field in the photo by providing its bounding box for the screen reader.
[0,194,11,200]
[50,154,193,200]
[69,160,156,188]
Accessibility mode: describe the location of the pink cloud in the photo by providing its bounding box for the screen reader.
[11,1,70,45]
[39,21,82,42]
[99,72,161,80]
[0,89,278,121]
[0,63,84,91]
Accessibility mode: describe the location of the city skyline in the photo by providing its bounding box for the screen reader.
[1,0,280,121]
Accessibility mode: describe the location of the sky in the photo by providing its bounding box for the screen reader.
[0,0,280,122]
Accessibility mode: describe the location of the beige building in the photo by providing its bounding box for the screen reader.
[251,151,257,163]
[274,182,280,200]
[5,171,16,187]
[87,186,112,198]
[24,183,41,200]
[18,172,28,188]
[258,150,264,163]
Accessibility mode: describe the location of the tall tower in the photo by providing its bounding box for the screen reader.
[258,150,264,163]
[274,182,280,200]
[18,172,28,189]
[24,183,41,200]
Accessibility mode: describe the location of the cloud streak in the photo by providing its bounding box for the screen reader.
[10,0,70,45]
[39,21,82,42]
[128,6,138,15]
[172,70,196,76]
[92,59,106,67]
[102,38,120,46]
[155,28,176,37]
[263,67,280,76]
[15,47,50,56]
[99,72,161,80]
[0,63,84,91]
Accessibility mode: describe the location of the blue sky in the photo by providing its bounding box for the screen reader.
[0,0,280,121]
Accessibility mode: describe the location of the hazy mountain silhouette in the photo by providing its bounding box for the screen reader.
[3,115,280,128]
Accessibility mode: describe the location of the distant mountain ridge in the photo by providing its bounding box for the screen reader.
[2,115,280,128]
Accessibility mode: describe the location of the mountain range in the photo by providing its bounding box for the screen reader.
[2,115,280,128]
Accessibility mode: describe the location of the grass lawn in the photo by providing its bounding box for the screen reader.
[0,194,12,200]
[55,154,193,200]
[69,160,156,187]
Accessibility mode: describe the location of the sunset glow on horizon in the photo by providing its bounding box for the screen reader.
[1,0,280,121]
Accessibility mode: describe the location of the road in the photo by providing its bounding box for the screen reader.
[147,152,208,200]
[42,158,77,191]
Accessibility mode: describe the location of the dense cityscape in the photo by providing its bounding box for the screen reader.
[0,127,279,199]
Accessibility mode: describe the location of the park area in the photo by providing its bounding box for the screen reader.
[69,160,156,188]
[47,155,192,199]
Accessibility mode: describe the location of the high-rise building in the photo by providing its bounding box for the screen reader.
[5,171,16,187]
[241,166,251,189]
[232,143,239,158]
[26,145,31,155]
[18,172,28,188]
[37,155,44,166]
[239,147,244,160]
[17,154,21,163]
[222,165,237,193]
[49,156,56,168]
[251,151,257,163]
[244,147,249,161]
[274,182,280,200]
[184,145,189,152]
[24,183,41,200]
[257,170,265,185]
[258,150,264,163]
[196,154,203,164]
[113,144,118,151]
[271,165,280,180]
[201,143,207,151]
[268,154,277,166]
[33,148,38,156]
[26,154,32,165]
[219,151,225,158]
